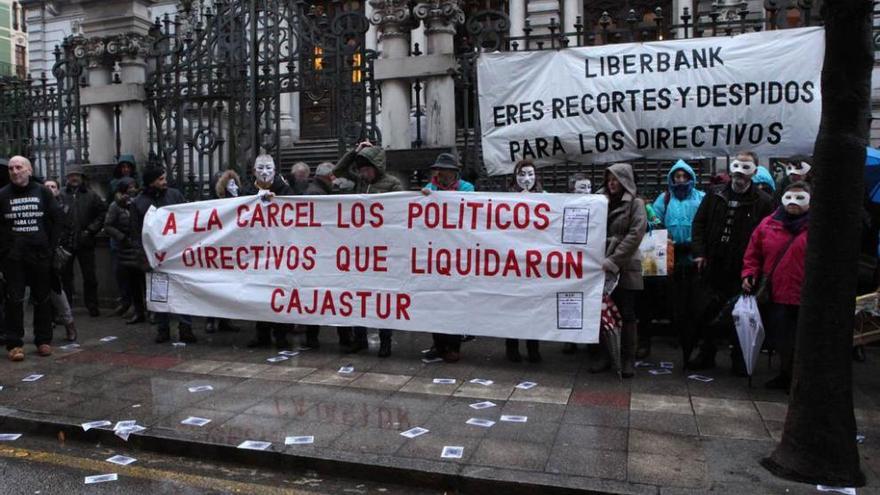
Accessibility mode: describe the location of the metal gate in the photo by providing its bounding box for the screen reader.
[0,42,87,179]
[145,0,378,198]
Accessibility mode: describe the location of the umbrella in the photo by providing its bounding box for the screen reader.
[864,147,880,203]
[600,294,623,377]
[731,295,766,386]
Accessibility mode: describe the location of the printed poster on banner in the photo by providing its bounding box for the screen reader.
[477,27,825,175]
[142,192,609,343]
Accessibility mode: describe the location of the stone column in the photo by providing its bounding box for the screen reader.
[414,0,464,149]
[370,0,413,150]
[509,0,526,38]
[118,54,148,164]
[86,62,116,165]
[563,0,579,44]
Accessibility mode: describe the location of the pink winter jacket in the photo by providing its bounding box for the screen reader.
[741,214,809,306]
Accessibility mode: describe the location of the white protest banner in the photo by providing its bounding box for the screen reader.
[142,192,608,343]
[478,27,824,175]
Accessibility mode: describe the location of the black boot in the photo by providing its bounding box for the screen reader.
[247,324,272,348]
[217,320,240,333]
[378,337,391,358]
[179,323,197,344]
[505,339,522,363]
[588,344,612,373]
[526,340,542,363]
[687,349,716,371]
[272,325,292,350]
[635,336,651,360]
[561,343,577,354]
[621,322,638,379]
[155,327,171,344]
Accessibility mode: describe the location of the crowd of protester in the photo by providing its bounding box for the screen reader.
[0,147,814,390]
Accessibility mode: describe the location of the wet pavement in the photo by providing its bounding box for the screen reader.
[0,308,878,494]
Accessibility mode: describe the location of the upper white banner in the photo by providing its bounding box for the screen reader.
[142,192,608,343]
[477,27,825,176]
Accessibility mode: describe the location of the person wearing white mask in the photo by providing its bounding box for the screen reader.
[741,182,811,390]
[506,160,543,362]
[689,151,774,373]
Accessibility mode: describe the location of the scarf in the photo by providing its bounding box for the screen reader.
[670,180,693,200]
[773,207,810,233]
[431,175,460,191]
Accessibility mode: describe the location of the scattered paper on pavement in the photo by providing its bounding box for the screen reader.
[421,357,443,364]
[84,474,118,484]
[469,401,496,410]
[469,379,493,386]
[285,436,315,445]
[105,455,137,466]
[466,418,495,428]
[515,381,537,390]
[660,362,674,369]
[181,417,211,427]
[688,374,714,383]
[99,336,118,343]
[0,434,21,441]
[338,366,354,374]
[21,374,44,382]
[432,378,456,384]
[266,356,289,363]
[500,415,528,423]
[816,486,857,495]
[441,446,464,459]
[648,369,672,375]
[237,440,271,451]
[278,351,300,357]
[187,385,214,393]
[400,427,429,438]
[81,420,112,432]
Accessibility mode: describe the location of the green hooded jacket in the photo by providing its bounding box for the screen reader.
[333,146,403,194]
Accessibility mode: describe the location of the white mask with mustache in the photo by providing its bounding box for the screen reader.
[254,154,276,185]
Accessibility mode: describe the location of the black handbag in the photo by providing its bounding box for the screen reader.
[754,235,798,305]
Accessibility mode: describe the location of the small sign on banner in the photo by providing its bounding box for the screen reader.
[640,229,669,277]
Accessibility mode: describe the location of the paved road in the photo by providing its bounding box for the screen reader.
[0,434,438,494]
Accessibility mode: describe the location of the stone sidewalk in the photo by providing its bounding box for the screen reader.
[0,309,878,494]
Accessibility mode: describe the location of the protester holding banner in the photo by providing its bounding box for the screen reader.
[0,156,64,361]
[505,159,545,363]
[420,153,475,363]
[689,152,773,373]
[651,160,706,364]
[590,163,647,378]
[742,182,811,390]
[332,141,402,357]
[203,169,243,334]
[563,173,592,355]
[242,154,296,350]
[134,165,197,344]
[299,162,334,350]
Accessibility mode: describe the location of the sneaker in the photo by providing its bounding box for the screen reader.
[65,322,78,342]
[37,344,52,357]
[7,347,24,362]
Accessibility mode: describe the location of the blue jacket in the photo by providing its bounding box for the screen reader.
[753,166,776,192]
[424,179,475,191]
[652,160,705,245]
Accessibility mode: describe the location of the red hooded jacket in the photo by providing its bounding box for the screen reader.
[741,213,809,306]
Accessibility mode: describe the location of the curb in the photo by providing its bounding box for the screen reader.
[0,410,655,495]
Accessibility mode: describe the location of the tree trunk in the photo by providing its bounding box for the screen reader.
[761,0,872,487]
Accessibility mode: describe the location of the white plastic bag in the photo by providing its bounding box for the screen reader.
[731,295,765,377]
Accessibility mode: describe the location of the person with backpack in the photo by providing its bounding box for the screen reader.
[651,160,706,364]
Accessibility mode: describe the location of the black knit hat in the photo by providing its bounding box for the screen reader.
[142,165,165,187]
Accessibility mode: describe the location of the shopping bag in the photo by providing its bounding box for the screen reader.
[639,229,669,277]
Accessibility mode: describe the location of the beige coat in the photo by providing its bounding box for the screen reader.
[604,163,647,290]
